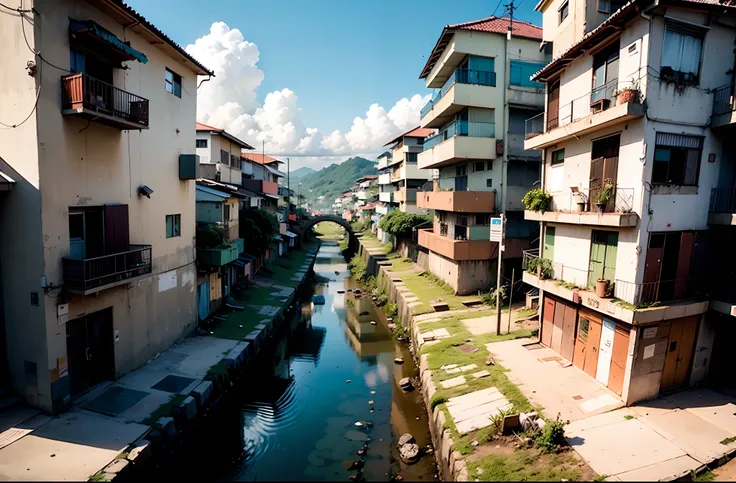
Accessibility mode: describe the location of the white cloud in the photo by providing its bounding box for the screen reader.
[186,22,430,167]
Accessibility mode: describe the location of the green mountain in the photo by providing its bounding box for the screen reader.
[288,166,315,181]
[297,157,377,208]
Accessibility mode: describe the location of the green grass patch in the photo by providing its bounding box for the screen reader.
[88,472,109,482]
[693,471,716,482]
[467,447,582,481]
[314,221,345,238]
[115,451,129,460]
[593,475,609,482]
[623,414,635,420]
[720,436,736,445]
[516,308,538,319]
[143,394,186,426]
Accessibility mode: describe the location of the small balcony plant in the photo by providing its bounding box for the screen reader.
[594,180,615,213]
[595,278,610,298]
[522,188,553,213]
[616,79,640,105]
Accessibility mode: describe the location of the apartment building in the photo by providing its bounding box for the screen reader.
[523,0,736,404]
[416,16,548,295]
[196,122,254,185]
[382,128,435,215]
[242,153,285,215]
[0,0,211,412]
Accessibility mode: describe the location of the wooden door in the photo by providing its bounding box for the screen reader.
[608,324,631,395]
[661,316,698,392]
[596,318,616,386]
[103,204,130,255]
[542,297,555,347]
[544,226,555,261]
[642,235,664,303]
[86,309,115,388]
[674,232,695,299]
[584,314,603,378]
[573,314,590,371]
[560,304,577,361]
[552,301,565,353]
[547,80,560,130]
[589,135,620,211]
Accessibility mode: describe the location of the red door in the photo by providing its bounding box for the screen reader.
[542,297,555,347]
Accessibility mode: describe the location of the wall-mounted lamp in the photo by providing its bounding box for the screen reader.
[138,185,154,198]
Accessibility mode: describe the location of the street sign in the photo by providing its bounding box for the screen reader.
[490,217,503,242]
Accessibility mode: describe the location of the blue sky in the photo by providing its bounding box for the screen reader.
[128,0,540,134]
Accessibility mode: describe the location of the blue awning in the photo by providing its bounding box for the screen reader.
[69,19,148,64]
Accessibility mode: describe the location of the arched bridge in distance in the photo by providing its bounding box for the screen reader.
[300,215,357,254]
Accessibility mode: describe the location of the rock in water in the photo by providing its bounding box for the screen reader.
[370,321,377,326]
[399,443,420,464]
[399,378,414,392]
[398,433,415,446]
[394,357,404,364]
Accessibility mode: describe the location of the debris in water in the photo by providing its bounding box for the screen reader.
[370,391,376,395]
[394,357,404,364]
[346,380,352,383]
[368,400,374,405]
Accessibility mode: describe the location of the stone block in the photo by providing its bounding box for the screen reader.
[127,440,152,466]
[176,396,197,422]
[156,417,177,441]
[105,458,129,476]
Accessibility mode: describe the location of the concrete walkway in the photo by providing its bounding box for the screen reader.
[489,338,736,481]
[0,247,319,481]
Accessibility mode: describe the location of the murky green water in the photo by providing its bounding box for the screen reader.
[155,242,436,481]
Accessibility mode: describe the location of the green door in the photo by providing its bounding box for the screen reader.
[588,230,618,288]
[544,226,555,260]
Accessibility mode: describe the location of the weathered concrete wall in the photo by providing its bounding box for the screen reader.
[427,250,496,295]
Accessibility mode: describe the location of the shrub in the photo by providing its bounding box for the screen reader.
[480,284,507,308]
[430,394,448,410]
[384,302,397,317]
[526,257,553,279]
[364,275,377,291]
[535,414,568,453]
[348,255,367,281]
[378,210,432,237]
[522,189,553,213]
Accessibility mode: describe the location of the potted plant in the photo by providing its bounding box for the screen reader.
[595,278,610,298]
[616,79,640,104]
[572,192,588,212]
[594,180,615,213]
[522,188,553,213]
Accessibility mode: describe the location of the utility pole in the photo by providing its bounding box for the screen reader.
[493,213,505,336]
[287,157,291,215]
[507,268,515,334]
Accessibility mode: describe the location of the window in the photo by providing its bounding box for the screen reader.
[166,214,181,238]
[475,214,491,225]
[405,152,418,164]
[486,161,493,171]
[165,68,182,97]
[598,0,625,13]
[220,149,229,165]
[486,179,493,187]
[578,317,590,341]
[196,139,208,148]
[661,21,705,85]
[456,165,467,176]
[652,132,703,186]
[69,213,84,241]
[440,223,449,236]
[474,161,485,172]
[231,155,242,170]
[559,0,569,23]
[551,149,565,165]
[438,211,447,223]
[224,204,231,223]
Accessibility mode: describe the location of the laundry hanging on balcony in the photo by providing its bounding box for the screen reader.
[69,19,149,65]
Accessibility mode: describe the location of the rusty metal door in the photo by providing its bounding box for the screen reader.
[542,297,555,347]
[584,313,603,378]
[560,304,577,362]
[607,324,631,395]
[661,316,698,392]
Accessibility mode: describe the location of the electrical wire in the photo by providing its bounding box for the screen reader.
[17,1,72,74]
[0,58,41,129]
[491,0,505,17]
[0,1,30,12]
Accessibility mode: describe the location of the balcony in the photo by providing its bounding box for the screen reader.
[375,204,389,215]
[418,228,493,261]
[243,179,279,196]
[524,187,638,228]
[379,191,393,203]
[198,244,240,267]
[524,78,645,150]
[708,187,736,225]
[711,85,736,129]
[61,73,149,130]
[420,69,497,128]
[62,244,152,295]
[394,188,417,203]
[378,173,391,185]
[418,121,495,170]
[417,190,495,213]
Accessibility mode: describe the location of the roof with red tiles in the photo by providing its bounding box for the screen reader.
[420,17,543,79]
[383,126,437,147]
[196,122,254,150]
[242,153,284,166]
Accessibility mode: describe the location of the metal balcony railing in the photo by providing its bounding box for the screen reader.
[560,186,635,213]
[61,73,149,128]
[613,277,697,306]
[423,120,495,150]
[525,77,642,139]
[522,248,540,271]
[713,85,735,117]
[710,187,736,213]
[420,68,497,119]
[62,244,152,293]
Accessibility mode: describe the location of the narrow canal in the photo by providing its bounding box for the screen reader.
[153,241,437,481]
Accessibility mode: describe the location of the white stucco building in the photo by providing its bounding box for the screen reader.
[524,0,736,404]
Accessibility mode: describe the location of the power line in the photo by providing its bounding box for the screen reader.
[491,0,504,17]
